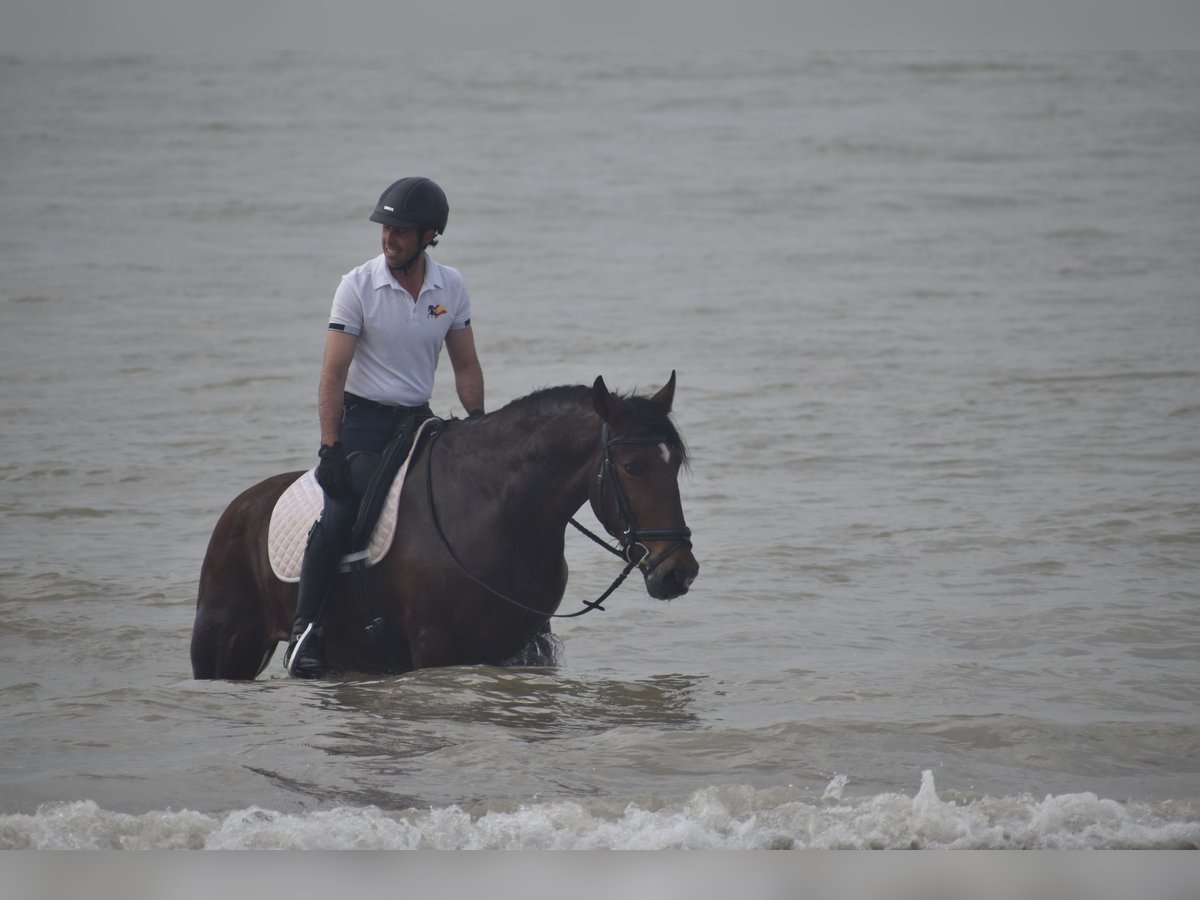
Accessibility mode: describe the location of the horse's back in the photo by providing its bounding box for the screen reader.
[191,471,301,679]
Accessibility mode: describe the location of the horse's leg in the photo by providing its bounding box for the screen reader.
[191,562,283,680]
[501,621,561,667]
[191,475,296,680]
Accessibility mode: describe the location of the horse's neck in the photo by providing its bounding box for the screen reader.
[511,409,598,514]
[450,405,599,528]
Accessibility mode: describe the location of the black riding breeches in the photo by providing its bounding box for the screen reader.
[293,398,431,628]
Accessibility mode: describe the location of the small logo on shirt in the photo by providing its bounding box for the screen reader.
[427,304,448,319]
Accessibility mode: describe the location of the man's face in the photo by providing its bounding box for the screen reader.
[381,224,431,273]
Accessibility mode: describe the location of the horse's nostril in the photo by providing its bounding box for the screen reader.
[666,570,693,597]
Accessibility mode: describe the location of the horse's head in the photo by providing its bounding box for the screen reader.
[589,371,699,600]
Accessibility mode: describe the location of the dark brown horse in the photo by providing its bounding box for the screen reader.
[190,373,698,680]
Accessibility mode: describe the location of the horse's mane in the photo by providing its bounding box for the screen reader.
[497,383,688,466]
[499,384,592,418]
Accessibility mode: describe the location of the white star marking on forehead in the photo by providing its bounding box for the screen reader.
[658,442,671,464]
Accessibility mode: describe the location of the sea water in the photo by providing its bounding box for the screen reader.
[1,52,1198,850]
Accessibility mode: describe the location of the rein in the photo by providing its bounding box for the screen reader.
[424,421,691,620]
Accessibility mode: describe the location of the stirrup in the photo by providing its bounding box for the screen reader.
[284,622,324,677]
[282,622,309,673]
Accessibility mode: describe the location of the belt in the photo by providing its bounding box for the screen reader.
[343,392,430,415]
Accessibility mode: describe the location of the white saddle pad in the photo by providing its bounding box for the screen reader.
[267,418,436,582]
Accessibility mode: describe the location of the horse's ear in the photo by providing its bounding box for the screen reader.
[592,375,614,422]
[650,370,676,414]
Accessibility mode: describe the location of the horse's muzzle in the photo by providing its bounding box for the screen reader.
[643,543,700,600]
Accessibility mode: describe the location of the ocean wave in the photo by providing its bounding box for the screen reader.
[3,772,1197,850]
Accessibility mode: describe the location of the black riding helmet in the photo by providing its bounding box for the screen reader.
[369,177,449,235]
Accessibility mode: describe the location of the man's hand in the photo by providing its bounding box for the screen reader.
[315,442,352,498]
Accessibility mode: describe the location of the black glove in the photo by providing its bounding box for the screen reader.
[315,442,352,498]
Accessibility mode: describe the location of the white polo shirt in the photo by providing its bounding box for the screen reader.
[328,253,472,406]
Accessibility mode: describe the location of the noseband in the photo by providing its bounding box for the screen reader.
[595,424,693,573]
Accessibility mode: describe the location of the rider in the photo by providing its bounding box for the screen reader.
[283,176,485,678]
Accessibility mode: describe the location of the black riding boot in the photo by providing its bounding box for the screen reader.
[284,519,346,678]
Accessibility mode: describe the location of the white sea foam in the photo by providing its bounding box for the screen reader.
[3,773,1196,850]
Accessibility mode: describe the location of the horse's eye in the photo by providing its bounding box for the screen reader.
[622,461,643,478]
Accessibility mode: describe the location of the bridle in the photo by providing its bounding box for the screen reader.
[424,420,692,619]
[589,424,693,575]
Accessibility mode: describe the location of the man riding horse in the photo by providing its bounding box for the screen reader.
[285,177,486,678]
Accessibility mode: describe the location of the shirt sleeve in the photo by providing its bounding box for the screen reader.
[328,277,364,336]
[450,273,472,332]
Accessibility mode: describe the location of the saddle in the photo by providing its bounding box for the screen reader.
[267,416,440,582]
